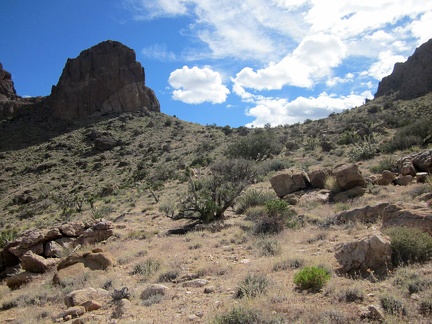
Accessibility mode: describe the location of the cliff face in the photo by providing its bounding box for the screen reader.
[50,40,160,120]
[375,38,432,100]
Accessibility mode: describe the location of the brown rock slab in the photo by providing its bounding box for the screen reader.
[381,203,432,235]
[20,250,56,273]
[333,164,366,191]
[270,171,308,197]
[6,271,39,289]
[334,202,389,224]
[53,262,88,286]
[53,306,85,321]
[335,233,392,277]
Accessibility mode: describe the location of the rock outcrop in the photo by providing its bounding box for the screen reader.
[0,63,17,97]
[335,233,392,277]
[269,170,309,197]
[50,40,160,120]
[381,203,432,235]
[375,38,432,99]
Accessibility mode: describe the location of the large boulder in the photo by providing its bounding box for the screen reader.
[375,38,432,100]
[6,271,40,289]
[64,287,110,310]
[381,203,432,235]
[335,233,392,277]
[50,40,160,120]
[269,170,309,197]
[308,168,332,189]
[333,164,366,191]
[20,250,56,273]
[334,203,389,224]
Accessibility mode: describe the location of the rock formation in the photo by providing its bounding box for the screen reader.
[0,63,17,98]
[375,38,432,99]
[50,40,160,120]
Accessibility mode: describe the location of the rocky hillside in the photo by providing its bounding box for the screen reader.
[0,40,431,323]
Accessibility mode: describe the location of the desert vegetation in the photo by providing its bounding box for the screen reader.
[0,92,431,323]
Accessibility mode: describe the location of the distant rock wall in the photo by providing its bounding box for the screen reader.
[0,63,16,98]
[50,40,160,120]
[375,38,432,100]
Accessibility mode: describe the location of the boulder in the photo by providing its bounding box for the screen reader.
[397,150,432,175]
[50,40,160,120]
[298,189,330,205]
[381,203,432,235]
[375,38,432,100]
[53,262,88,286]
[394,175,413,186]
[94,135,118,151]
[416,172,429,183]
[7,227,62,258]
[182,279,209,288]
[269,170,309,197]
[83,251,114,270]
[308,168,332,189]
[376,170,396,186]
[6,271,39,289]
[60,222,86,237]
[112,298,132,319]
[64,287,109,309]
[333,164,366,191]
[332,186,366,203]
[140,284,169,300]
[20,250,56,273]
[335,233,392,277]
[79,220,114,245]
[334,202,389,224]
[53,306,86,321]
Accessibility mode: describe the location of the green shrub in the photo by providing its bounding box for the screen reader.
[324,175,341,194]
[245,206,267,221]
[235,273,269,298]
[0,228,18,249]
[380,295,407,316]
[338,287,365,303]
[385,227,432,266]
[226,132,282,160]
[265,199,288,216]
[158,270,179,282]
[235,189,275,214]
[293,266,331,292]
[383,118,432,153]
[253,215,286,235]
[370,156,397,173]
[348,137,377,162]
[419,295,432,316]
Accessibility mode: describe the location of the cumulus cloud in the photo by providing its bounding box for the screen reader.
[233,34,347,91]
[168,66,230,104]
[409,12,432,45]
[362,50,406,80]
[245,91,373,127]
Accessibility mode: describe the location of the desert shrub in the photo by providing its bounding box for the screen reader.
[226,132,282,160]
[408,278,432,294]
[337,131,360,145]
[235,273,269,298]
[257,159,291,176]
[235,189,275,214]
[213,306,280,324]
[348,137,377,162]
[337,286,365,303]
[142,293,163,306]
[370,156,397,173]
[383,118,432,152]
[265,199,289,216]
[158,200,176,217]
[158,270,179,282]
[419,295,432,316]
[252,199,300,234]
[256,239,282,256]
[272,258,304,271]
[380,295,407,316]
[385,227,432,266]
[0,228,18,249]
[426,175,432,192]
[324,175,341,194]
[131,258,161,280]
[293,266,331,292]
[178,158,256,223]
[253,215,286,235]
[245,205,267,221]
[190,155,212,167]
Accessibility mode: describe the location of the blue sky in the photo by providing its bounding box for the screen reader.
[1,1,431,127]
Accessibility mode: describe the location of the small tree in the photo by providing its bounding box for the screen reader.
[178,158,256,223]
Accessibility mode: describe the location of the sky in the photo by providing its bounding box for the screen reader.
[1,1,431,127]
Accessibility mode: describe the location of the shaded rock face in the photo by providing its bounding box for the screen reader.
[375,38,432,100]
[50,40,160,120]
[0,63,17,98]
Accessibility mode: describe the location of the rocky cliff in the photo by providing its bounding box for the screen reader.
[375,38,432,99]
[0,63,17,98]
[50,40,160,120]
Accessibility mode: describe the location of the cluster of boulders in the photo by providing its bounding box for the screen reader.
[332,201,432,278]
[371,149,432,187]
[1,219,114,289]
[270,163,366,203]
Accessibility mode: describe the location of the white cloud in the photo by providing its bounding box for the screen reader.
[168,66,230,104]
[362,50,406,80]
[141,44,177,61]
[409,12,432,45]
[233,34,347,91]
[245,91,373,127]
